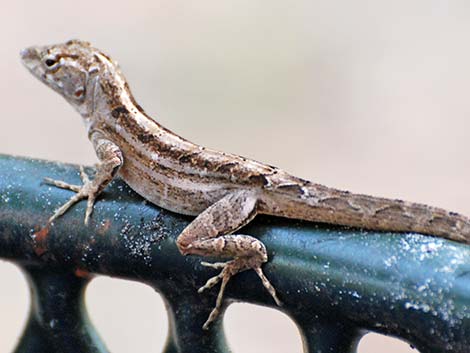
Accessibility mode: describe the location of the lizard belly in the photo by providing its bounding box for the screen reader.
[118,159,233,216]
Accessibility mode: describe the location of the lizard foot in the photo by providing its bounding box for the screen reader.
[199,257,282,330]
[44,166,99,225]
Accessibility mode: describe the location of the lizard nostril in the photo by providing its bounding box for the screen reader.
[20,47,40,68]
[20,47,34,60]
[20,48,29,58]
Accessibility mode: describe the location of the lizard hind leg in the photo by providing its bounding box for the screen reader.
[196,235,282,329]
[176,190,282,330]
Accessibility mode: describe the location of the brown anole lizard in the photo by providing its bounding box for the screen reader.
[20,40,470,329]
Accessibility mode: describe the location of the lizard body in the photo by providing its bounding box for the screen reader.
[20,40,470,328]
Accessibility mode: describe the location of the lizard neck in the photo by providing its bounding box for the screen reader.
[83,61,146,134]
[68,48,139,132]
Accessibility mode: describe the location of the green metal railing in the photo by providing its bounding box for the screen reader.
[0,154,469,353]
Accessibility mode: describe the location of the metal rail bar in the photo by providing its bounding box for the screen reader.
[0,154,469,352]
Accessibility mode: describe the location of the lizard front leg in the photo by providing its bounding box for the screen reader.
[44,131,123,224]
[176,190,282,329]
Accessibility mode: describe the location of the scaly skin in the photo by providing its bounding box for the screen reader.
[20,40,470,328]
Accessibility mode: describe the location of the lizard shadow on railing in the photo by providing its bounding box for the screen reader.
[0,154,469,353]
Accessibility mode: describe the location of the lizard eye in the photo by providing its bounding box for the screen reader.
[44,57,58,68]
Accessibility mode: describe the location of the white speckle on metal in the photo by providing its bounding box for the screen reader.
[384,255,397,267]
[405,301,431,313]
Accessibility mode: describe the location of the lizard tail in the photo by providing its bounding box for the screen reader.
[258,176,470,244]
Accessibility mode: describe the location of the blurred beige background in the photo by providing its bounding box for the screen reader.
[2,0,470,352]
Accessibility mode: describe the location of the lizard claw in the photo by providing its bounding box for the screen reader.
[44,168,99,225]
[43,177,81,192]
[200,261,228,269]
[79,165,90,183]
[198,261,230,293]
[199,258,282,330]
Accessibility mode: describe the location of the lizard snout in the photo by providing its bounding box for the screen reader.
[20,46,40,70]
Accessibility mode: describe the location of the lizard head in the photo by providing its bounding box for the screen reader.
[20,39,124,116]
